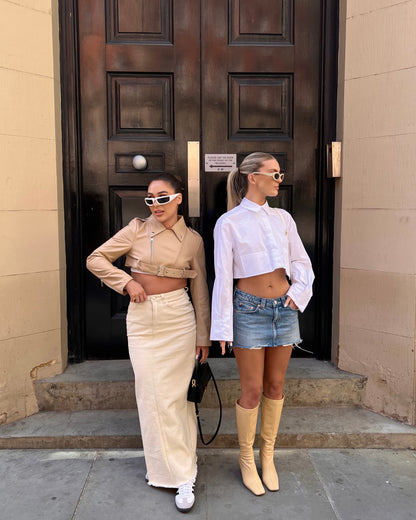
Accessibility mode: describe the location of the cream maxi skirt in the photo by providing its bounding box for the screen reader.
[126,288,197,488]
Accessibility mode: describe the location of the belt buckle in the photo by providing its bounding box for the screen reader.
[156,265,167,276]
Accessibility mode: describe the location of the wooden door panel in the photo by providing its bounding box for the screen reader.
[107,0,172,43]
[202,0,322,353]
[107,73,175,140]
[229,74,293,140]
[229,0,293,45]
[80,0,200,358]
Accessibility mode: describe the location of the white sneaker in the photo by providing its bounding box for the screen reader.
[175,480,195,512]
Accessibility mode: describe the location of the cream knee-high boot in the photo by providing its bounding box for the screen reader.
[235,401,265,496]
[259,395,284,491]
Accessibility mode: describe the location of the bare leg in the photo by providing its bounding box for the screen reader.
[263,345,292,400]
[233,348,265,409]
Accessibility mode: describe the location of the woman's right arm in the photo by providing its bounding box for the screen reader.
[86,219,137,295]
[210,218,234,347]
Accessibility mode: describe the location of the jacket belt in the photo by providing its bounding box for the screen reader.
[134,260,197,279]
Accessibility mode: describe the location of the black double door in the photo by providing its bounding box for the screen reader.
[76,0,328,359]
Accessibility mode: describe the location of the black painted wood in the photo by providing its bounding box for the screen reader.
[60,0,339,361]
[314,0,339,359]
[59,0,85,362]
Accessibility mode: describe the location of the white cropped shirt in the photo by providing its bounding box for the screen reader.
[210,197,314,342]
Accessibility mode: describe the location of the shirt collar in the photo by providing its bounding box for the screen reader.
[148,214,187,241]
[240,197,271,214]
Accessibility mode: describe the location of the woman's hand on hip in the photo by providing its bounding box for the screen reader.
[284,296,298,310]
[219,341,229,355]
[125,280,147,303]
[196,346,210,363]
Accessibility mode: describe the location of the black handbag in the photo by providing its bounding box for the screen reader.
[187,360,222,445]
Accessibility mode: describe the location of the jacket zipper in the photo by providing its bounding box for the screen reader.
[150,232,154,263]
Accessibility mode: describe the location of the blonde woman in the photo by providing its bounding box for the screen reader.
[87,173,210,512]
[211,152,314,495]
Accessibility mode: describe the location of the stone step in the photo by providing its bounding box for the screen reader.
[1,407,415,450]
[34,359,366,411]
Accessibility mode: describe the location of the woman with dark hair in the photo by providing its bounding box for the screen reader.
[211,152,314,496]
[87,173,210,512]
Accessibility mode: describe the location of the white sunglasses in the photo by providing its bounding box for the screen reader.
[252,171,285,181]
[144,193,181,207]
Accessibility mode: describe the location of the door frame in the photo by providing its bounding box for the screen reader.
[59,0,339,362]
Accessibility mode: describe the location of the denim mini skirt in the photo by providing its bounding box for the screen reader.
[233,288,301,349]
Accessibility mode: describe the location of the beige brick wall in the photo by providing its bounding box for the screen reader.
[334,0,416,424]
[0,0,67,425]
[1,0,415,428]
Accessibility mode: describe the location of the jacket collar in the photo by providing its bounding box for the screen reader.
[147,214,187,242]
[240,197,271,214]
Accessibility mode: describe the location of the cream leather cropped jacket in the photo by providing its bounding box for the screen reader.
[86,215,211,346]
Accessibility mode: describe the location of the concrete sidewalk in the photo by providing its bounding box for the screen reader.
[1,448,415,520]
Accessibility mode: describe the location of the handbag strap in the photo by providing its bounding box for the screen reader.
[194,363,222,446]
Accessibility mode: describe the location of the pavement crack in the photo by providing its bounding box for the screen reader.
[71,451,98,519]
[308,450,343,520]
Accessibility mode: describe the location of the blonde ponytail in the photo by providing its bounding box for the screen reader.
[226,167,246,211]
[226,152,275,211]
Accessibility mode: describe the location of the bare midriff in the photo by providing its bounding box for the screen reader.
[236,268,290,299]
[131,271,187,295]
